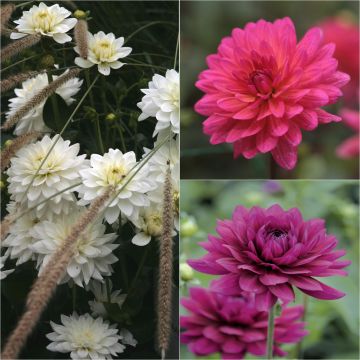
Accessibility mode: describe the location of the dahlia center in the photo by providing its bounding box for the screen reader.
[94,41,114,61]
[34,11,55,33]
[105,165,127,185]
[250,71,273,97]
[145,213,163,236]
[74,329,95,349]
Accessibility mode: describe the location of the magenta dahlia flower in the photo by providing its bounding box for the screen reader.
[195,17,350,170]
[188,205,351,311]
[181,287,308,359]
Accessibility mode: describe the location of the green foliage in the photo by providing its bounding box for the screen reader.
[180,180,359,359]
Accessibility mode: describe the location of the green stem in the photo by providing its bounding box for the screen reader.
[115,123,127,152]
[94,115,105,154]
[266,304,276,360]
[20,73,99,203]
[173,33,179,69]
[1,54,40,72]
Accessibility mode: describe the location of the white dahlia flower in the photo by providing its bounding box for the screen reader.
[46,313,130,359]
[0,255,14,280]
[6,71,83,135]
[6,135,88,218]
[75,31,132,76]
[10,2,77,43]
[78,149,155,224]
[88,280,126,318]
[131,203,164,246]
[137,69,179,136]
[31,209,119,287]
[3,202,42,265]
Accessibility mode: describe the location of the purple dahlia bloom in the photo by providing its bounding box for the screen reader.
[181,286,308,359]
[188,205,351,311]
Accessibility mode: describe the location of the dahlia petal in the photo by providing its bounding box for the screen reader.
[269,99,285,118]
[289,276,323,291]
[299,282,346,300]
[300,89,329,107]
[256,129,278,153]
[203,326,227,343]
[259,273,288,286]
[255,291,277,311]
[233,137,258,159]
[223,339,246,353]
[247,341,266,356]
[233,105,259,120]
[239,271,265,293]
[217,97,243,112]
[283,124,302,146]
[188,258,228,275]
[269,283,295,304]
[286,104,304,119]
[219,326,244,336]
[189,338,220,356]
[242,329,266,342]
[296,110,318,130]
[211,274,242,296]
[316,109,342,123]
[269,117,289,136]
[296,27,323,59]
[271,139,298,170]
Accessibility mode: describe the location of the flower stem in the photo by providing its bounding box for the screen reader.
[173,32,179,69]
[94,114,105,154]
[46,71,61,131]
[266,304,276,359]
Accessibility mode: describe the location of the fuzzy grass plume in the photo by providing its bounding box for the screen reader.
[74,19,88,59]
[1,34,41,63]
[1,70,42,93]
[1,187,114,360]
[1,131,43,171]
[157,164,174,359]
[0,214,13,242]
[1,68,81,131]
[0,3,15,35]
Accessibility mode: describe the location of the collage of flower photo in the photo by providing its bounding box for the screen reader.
[0,1,359,360]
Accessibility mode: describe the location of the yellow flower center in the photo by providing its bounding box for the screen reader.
[33,10,56,33]
[145,213,163,236]
[105,165,127,186]
[92,39,116,62]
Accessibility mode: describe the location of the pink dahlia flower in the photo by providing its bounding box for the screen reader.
[181,287,308,359]
[336,108,359,158]
[195,17,350,170]
[320,17,359,106]
[188,205,351,311]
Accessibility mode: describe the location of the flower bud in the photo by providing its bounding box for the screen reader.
[40,54,55,69]
[105,113,117,122]
[4,139,13,147]
[73,9,87,20]
[180,263,194,281]
[181,216,198,237]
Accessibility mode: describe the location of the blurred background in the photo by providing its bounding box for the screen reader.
[181,1,359,179]
[180,180,359,359]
